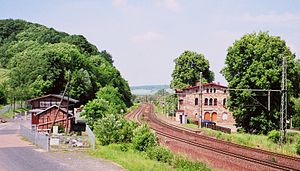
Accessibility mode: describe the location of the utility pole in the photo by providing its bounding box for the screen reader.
[280,57,287,146]
[198,72,203,128]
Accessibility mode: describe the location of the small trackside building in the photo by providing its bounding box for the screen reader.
[175,82,235,125]
[34,105,73,131]
[27,94,79,131]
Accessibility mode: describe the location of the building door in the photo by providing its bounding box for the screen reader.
[212,112,217,121]
[204,112,210,120]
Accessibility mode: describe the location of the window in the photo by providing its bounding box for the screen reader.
[214,98,217,106]
[206,89,209,93]
[195,98,198,105]
[222,112,228,120]
[179,99,184,105]
[214,88,216,93]
[210,89,212,93]
[204,98,208,105]
[209,98,213,106]
[224,89,227,93]
[223,98,226,106]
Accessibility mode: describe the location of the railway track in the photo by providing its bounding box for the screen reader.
[126,103,300,170]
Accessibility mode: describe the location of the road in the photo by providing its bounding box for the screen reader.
[0,119,123,171]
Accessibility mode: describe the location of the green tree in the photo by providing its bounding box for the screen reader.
[292,97,300,129]
[170,50,214,89]
[222,32,300,134]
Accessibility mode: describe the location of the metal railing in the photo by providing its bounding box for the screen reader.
[86,125,95,149]
[20,125,50,151]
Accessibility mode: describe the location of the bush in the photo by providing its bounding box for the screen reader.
[132,124,157,151]
[173,156,210,171]
[268,130,280,143]
[146,146,173,164]
[94,115,137,145]
[296,140,300,155]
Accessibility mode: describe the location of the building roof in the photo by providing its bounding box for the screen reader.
[35,105,72,116]
[27,94,79,103]
[175,82,227,93]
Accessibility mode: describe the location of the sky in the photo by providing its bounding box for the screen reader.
[1,0,300,86]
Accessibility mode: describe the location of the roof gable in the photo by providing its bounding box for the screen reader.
[36,105,72,116]
[27,94,79,103]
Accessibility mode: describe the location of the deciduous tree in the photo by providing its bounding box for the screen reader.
[222,32,300,134]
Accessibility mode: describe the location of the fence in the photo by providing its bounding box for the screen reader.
[204,123,231,134]
[86,125,95,149]
[20,125,50,151]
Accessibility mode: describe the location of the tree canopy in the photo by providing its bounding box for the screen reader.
[222,32,300,134]
[170,51,214,89]
[0,19,132,106]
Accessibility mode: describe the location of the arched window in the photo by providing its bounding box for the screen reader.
[179,99,184,105]
[222,112,228,120]
[214,98,217,106]
[195,98,198,105]
[209,98,213,106]
[214,88,216,93]
[204,98,208,105]
[223,98,226,106]
[206,89,209,93]
[210,89,213,93]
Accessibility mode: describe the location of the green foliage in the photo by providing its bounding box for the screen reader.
[222,32,300,134]
[57,124,65,133]
[173,156,210,171]
[132,124,157,151]
[296,139,300,155]
[292,97,300,129]
[268,130,280,143]
[0,85,6,104]
[146,146,173,164]
[0,19,132,107]
[82,85,127,127]
[94,115,138,145]
[170,50,214,89]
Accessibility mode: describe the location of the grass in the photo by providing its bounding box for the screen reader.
[185,124,300,156]
[89,144,174,171]
[0,68,8,84]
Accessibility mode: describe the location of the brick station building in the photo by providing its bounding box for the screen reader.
[175,82,235,125]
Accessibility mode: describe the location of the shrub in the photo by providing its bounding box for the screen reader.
[132,124,157,151]
[146,146,173,164]
[173,156,210,171]
[94,115,138,145]
[296,139,300,155]
[268,130,280,143]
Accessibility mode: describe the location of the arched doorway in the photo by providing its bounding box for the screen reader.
[204,112,210,120]
[211,112,217,121]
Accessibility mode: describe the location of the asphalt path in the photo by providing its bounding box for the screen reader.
[0,119,123,171]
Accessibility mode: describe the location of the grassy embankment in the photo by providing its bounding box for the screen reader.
[89,104,211,171]
[185,123,300,156]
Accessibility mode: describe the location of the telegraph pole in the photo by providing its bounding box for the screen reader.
[280,57,287,146]
[198,72,203,128]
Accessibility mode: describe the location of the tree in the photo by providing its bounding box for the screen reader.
[222,32,300,134]
[170,51,214,89]
[292,97,300,129]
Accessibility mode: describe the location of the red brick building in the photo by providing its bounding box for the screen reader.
[27,94,79,131]
[176,82,235,125]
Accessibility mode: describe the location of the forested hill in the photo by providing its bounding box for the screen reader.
[0,19,132,106]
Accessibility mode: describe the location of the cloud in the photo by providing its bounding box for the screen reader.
[131,31,165,43]
[156,0,181,12]
[234,12,300,24]
[112,0,127,8]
